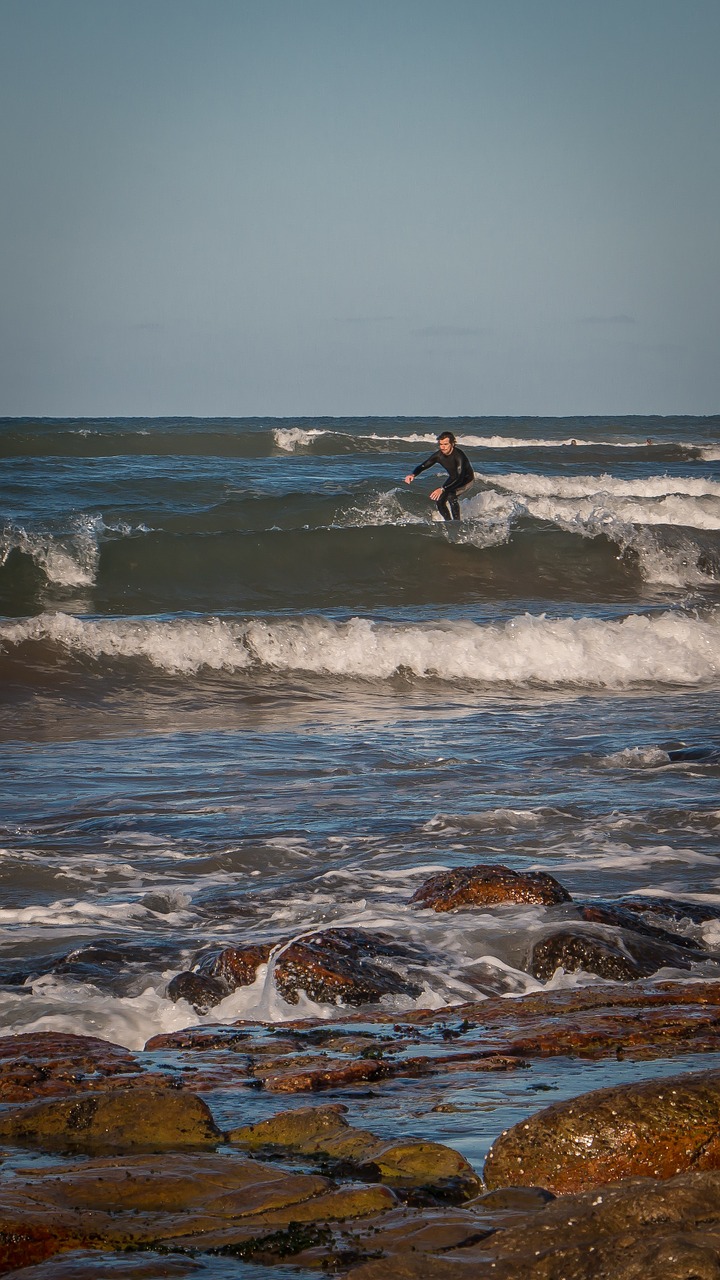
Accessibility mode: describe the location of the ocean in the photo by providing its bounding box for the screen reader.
[1,413,720,1094]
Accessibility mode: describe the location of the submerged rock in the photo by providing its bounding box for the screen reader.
[531,925,697,983]
[578,901,706,952]
[620,896,720,927]
[483,1066,720,1195]
[409,863,571,912]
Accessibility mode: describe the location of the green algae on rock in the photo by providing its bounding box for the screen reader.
[0,1086,221,1153]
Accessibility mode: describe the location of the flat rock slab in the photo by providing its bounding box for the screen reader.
[0,1032,151,1103]
[144,980,720,1098]
[0,1086,221,1153]
[342,1170,720,1279]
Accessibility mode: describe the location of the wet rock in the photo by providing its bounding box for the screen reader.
[620,896,720,927]
[197,942,272,988]
[275,929,424,1006]
[171,928,427,1013]
[0,1032,148,1104]
[0,1085,222,1153]
[578,901,705,952]
[409,863,571,912]
[343,1170,720,1279]
[167,970,229,1012]
[531,925,696,982]
[0,1150,394,1272]
[483,1066,720,1195]
[229,1104,481,1201]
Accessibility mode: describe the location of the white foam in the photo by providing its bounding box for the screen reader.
[0,517,102,588]
[273,427,327,450]
[474,473,720,534]
[3,608,720,690]
[484,473,720,500]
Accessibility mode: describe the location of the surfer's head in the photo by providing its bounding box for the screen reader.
[437,431,456,455]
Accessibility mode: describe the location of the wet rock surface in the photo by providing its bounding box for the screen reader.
[169,927,429,1013]
[408,863,572,911]
[162,886,720,1018]
[5,982,720,1275]
[0,1032,153,1103]
[484,1066,720,1194]
[530,925,698,982]
[343,1171,720,1279]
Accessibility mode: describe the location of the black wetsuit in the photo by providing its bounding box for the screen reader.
[412,446,475,520]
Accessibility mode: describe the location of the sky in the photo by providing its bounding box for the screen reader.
[1,0,718,417]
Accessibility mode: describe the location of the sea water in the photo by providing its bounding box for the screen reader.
[1,415,719,1072]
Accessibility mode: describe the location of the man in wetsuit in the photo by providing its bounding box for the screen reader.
[404,431,475,521]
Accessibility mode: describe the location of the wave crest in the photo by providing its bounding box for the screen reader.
[2,608,719,690]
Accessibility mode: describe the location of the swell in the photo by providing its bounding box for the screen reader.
[0,523,660,615]
[2,416,718,459]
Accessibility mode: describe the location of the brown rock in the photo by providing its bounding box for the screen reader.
[0,1031,150,1104]
[166,970,228,1012]
[483,1067,720,1195]
[197,942,272,988]
[230,1104,481,1201]
[531,926,696,983]
[579,902,705,952]
[343,1170,720,1279]
[409,864,571,912]
[0,1086,221,1153]
[171,928,426,1013]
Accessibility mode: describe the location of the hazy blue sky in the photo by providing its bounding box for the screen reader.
[1,0,718,416]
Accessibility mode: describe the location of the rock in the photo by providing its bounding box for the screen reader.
[483,1066,720,1195]
[0,1032,148,1104]
[342,1170,720,1279]
[409,864,571,912]
[578,902,705,952]
[0,1149,395,1272]
[230,1104,481,1201]
[0,1086,222,1153]
[197,942,272,988]
[530,925,696,983]
[166,970,229,1012]
[229,1102,352,1150]
[275,929,424,1006]
[621,897,720,927]
[171,928,427,1013]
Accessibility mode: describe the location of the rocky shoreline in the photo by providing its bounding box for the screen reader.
[3,869,720,1277]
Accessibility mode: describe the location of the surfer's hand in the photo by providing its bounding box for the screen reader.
[404,474,414,484]
[430,487,443,501]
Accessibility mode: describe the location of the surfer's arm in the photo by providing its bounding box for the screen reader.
[408,452,439,483]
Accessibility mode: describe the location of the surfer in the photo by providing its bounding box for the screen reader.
[404,431,475,521]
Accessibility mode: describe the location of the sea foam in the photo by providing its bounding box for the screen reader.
[2,608,719,689]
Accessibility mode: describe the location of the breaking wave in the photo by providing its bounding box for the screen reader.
[2,608,719,690]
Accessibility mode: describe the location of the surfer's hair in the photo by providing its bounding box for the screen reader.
[437,431,456,445]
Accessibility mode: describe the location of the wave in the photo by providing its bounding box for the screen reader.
[2,608,719,690]
[1,509,718,616]
[2,416,716,460]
